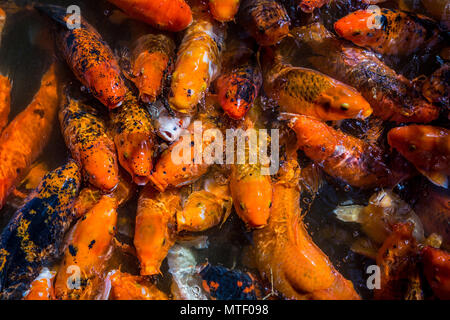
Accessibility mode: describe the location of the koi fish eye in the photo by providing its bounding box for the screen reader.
[340,103,349,111]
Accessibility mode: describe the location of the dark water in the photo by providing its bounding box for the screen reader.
[1,0,440,300]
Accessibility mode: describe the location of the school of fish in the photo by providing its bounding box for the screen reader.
[0,0,448,301]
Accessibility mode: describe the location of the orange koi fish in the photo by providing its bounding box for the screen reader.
[414,184,450,251]
[422,246,450,300]
[388,125,449,188]
[73,173,135,219]
[23,268,56,300]
[54,196,118,300]
[263,47,372,121]
[36,4,127,109]
[124,34,175,104]
[0,64,58,209]
[334,190,424,245]
[0,161,81,299]
[209,0,241,22]
[59,92,119,192]
[287,114,405,189]
[374,223,421,300]
[169,2,226,114]
[0,75,11,132]
[107,270,168,300]
[253,155,360,300]
[149,118,217,192]
[230,106,272,229]
[335,8,442,56]
[134,186,179,276]
[216,37,262,120]
[110,92,155,186]
[238,0,290,46]
[290,23,440,123]
[177,171,232,232]
[107,0,193,32]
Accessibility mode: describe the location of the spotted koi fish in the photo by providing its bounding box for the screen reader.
[59,92,119,192]
[199,263,259,300]
[0,160,81,299]
[238,0,290,46]
[290,23,439,123]
[334,8,442,56]
[110,92,155,186]
[216,36,262,120]
[54,195,117,300]
[169,2,226,114]
[124,34,175,104]
[36,4,127,109]
[263,46,372,121]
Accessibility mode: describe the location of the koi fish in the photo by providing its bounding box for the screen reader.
[238,0,290,46]
[422,246,450,300]
[334,8,442,56]
[149,118,217,192]
[152,103,192,143]
[199,263,259,300]
[59,92,119,192]
[107,270,168,300]
[289,23,440,123]
[414,185,450,251]
[216,37,262,120]
[54,195,118,300]
[124,34,175,104]
[421,63,449,108]
[177,171,232,232]
[0,75,11,132]
[253,155,360,300]
[374,223,421,300]
[36,4,127,109]
[334,190,425,244]
[209,0,241,22]
[169,3,226,114]
[263,47,372,121]
[107,0,193,32]
[0,160,81,299]
[286,114,405,189]
[23,268,56,300]
[73,173,135,219]
[110,92,155,186]
[388,125,449,188]
[134,186,179,276]
[230,105,273,229]
[0,64,59,209]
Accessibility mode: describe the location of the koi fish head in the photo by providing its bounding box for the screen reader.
[334,9,386,48]
[387,126,423,157]
[315,81,373,120]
